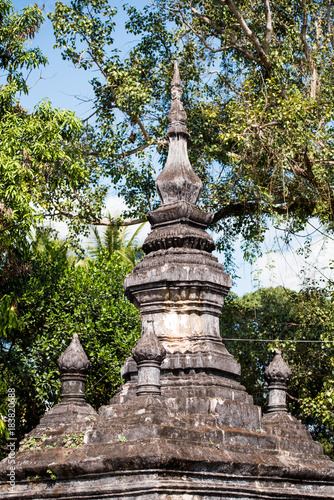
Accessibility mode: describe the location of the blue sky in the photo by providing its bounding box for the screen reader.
[15,1,142,115]
[12,1,334,295]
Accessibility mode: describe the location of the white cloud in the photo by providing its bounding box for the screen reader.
[213,222,334,296]
[256,236,334,290]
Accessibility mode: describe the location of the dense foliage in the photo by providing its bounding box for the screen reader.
[0,235,141,459]
[50,0,334,265]
[0,0,106,257]
[221,286,334,459]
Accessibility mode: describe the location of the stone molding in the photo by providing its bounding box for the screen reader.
[142,223,215,253]
[2,470,333,500]
[147,201,213,229]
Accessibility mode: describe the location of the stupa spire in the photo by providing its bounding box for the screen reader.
[155,60,202,206]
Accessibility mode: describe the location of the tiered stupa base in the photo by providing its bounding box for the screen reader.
[1,387,333,499]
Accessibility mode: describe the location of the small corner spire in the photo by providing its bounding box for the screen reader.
[36,333,96,427]
[58,333,90,374]
[264,350,292,385]
[264,350,292,413]
[132,319,166,396]
[58,333,90,404]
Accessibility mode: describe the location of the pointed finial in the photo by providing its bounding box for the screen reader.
[58,333,90,374]
[171,60,182,88]
[264,350,292,385]
[264,350,292,413]
[167,60,188,137]
[37,334,96,425]
[132,319,166,365]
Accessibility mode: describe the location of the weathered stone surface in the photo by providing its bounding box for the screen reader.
[155,61,202,206]
[262,412,325,457]
[1,62,333,500]
[2,469,334,500]
[132,320,166,364]
[142,223,215,253]
[133,319,166,396]
[37,334,97,428]
[264,350,292,385]
[58,334,90,374]
[1,396,333,499]
[265,350,292,413]
[147,201,213,229]
[37,400,96,430]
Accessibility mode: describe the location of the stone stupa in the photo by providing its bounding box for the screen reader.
[0,62,333,500]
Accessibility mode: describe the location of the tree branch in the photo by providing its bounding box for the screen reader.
[299,0,318,98]
[118,139,168,158]
[286,392,300,402]
[187,3,225,35]
[186,3,261,63]
[217,0,272,72]
[94,217,147,227]
[182,15,226,53]
[53,208,147,227]
[211,198,316,225]
[130,114,151,142]
[82,139,169,160]
[228,33,261,63]
[79,31,151,142]
[264,0,272,54]
[82,109,98,123]
[326,2,334,51]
